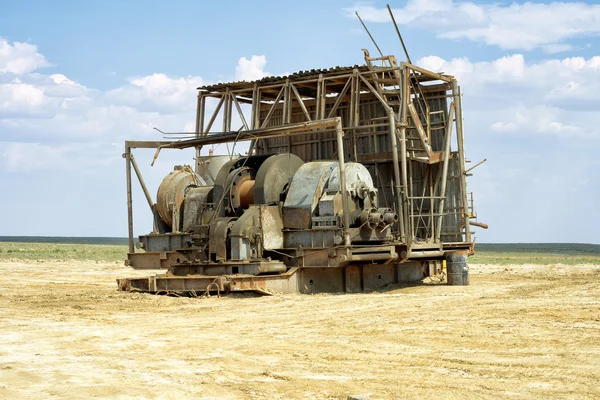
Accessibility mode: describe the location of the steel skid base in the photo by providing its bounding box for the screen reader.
[117,260,443,295]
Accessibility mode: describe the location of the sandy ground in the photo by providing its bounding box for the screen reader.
[0,260,598,399]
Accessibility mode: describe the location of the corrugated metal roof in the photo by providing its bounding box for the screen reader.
[198,65,369,92]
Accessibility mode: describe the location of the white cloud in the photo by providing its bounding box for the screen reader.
[346,1,600,51]
[416,53,600,138]
[0,83,46,114]
[419,54,600,103]
[105,73,204,113]
[235,55,270,81]
[0,37,50,74]
[0,39,269,176]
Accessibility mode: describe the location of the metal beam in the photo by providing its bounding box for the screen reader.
[160,118,342,150]
[290,84,312,122]
[452,80,471,242]
[124,147,134,254]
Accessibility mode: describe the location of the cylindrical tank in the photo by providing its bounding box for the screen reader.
[156,166,205,228]
[446,252,469,285]
[197,153,238,185]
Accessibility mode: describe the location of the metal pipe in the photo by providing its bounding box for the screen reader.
[249,83,258,155]
[163,118,341,149]
[335,118,352,247]
[260,86,285,129]
[349,252,398,262]
[129,154,154,213]
[400,67,410,245]
[465,158,487,174]
[386,4,412,64]
[327,77,352,118]
[435,102,455,242]
[130,154,158,233]
[290,84,312,122]
[452,80,471,242]
[469,221,489,229]
[232,95,249,131]
[388,111,405,242]
[124,146,134,254]
[194,94,202,174]
[355,11,384,58]
[204,95,225,133]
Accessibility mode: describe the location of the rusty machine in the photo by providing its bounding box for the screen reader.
[118,19,487,294]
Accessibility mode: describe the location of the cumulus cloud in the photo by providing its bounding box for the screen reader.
[0,37,50,74]
[0,82,46,114]
[417,54,600,137]
[105,73,204,113]
[0,40,268,175]
[346,1,600,51]
[235,55,270,81]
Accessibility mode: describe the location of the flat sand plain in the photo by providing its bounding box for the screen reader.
[0,260,598,399]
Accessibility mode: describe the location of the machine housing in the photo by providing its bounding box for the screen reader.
[118,51,484,294]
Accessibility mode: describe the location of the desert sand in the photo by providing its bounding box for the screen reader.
[0,260,598,399]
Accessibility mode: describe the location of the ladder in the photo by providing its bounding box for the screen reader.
[364,50,446,165]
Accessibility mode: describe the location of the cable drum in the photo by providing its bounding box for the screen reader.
[156,166,205,228]
[446,252,469,285]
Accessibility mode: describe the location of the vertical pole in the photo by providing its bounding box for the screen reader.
[400,66,410,245]
[283,79,291,152]
[349,74,356,128]
[125,145,134,254]
[225,89,232,131]
[130,153,158,234]
[452,80,471,242]
[249,84,259,155]
[317,74,325,120]
[353,70,360,161]
[222,89,231,157]
[194,93,203,174]
[283,79,289,124]
[436,102,455,242]
[199,93,206,135]
[336,119,352,247]
[388,111,404,241]
[428,165,434,240]
[408,160,414,241]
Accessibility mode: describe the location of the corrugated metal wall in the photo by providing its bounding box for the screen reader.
[255,89,464,244]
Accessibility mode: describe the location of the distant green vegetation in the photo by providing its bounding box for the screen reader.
[0,236,128,245]
[0,238,598,265]
[0,242,128,263]
[471,243,600,265]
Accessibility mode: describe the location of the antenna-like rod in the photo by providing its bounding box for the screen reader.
[355,11,384,58]
[386,4,412,64]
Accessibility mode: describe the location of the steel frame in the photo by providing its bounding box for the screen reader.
[124,59,474,260]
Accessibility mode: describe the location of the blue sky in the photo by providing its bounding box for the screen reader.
[1,0,599,243]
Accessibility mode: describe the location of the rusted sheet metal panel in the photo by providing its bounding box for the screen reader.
[210,218,236,260]
[344,265,362,293]
[440,156,463,243]
[260,205,284,250]
[362,264,396,291]
[283,161,337,229]
[198,65,368,92]
[126,251,184,270]
[118,268,301,294]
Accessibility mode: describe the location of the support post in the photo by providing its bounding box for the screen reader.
[435,102,455,242]
[452,80,471,242]
[124,146,134,254]
[194,93,204,174]
[129,153,158,233]
[400,66,410,245]
[335,118,352,247]
[388,111,405,242]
